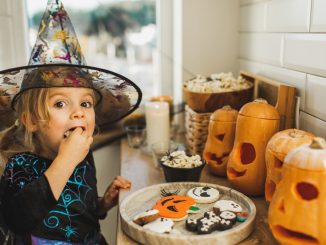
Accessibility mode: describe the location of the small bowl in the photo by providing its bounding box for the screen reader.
[160,160,206,182]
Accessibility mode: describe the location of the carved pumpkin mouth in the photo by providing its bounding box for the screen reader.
[206,152,229,165]
[227,167,246,179]
[273,225,319,244]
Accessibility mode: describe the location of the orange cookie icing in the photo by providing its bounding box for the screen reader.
[153,195,196,219]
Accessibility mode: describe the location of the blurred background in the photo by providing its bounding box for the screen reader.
[26,0,157,100]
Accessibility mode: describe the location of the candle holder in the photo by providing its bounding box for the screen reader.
[125,125,146,149]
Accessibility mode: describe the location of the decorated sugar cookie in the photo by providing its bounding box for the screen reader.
[133,209,160,226]
[219,211,237,224]
[197,216,221,234]
[143,217,174,233]
[197,212,221,234]
[185,210,236,234]
[187,186,220,203]
[153,195,196,221]
[213,200,242,214]
[185,218,198,232]
[218,218,233,231]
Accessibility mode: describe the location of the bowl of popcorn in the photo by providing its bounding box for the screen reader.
[183,72,253,113]
[160,150,206,182]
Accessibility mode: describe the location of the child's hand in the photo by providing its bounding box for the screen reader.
[58,127,93,166]
[100,176,131,211]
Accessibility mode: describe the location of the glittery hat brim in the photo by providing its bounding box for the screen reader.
[0,63,142,130]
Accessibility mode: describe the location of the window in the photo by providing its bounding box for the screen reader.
[25,0,158,100]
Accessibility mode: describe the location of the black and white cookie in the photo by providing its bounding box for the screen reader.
[217,218,234,231]
[213,200,242,214]
[185,218,198,232]
[197,216,221,234]
[219,211,237,224]
[203,211,218,219]
[187,186,220,204]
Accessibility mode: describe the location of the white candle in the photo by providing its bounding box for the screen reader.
[145,101,170,148]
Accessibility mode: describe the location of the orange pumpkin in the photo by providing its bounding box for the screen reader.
[265,129,314,202]
[153,195,196,220]
[268,137,326,245]
[203,106,238,176]
[227,99,280,196]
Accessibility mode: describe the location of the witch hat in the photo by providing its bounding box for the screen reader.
[0,0,142,130]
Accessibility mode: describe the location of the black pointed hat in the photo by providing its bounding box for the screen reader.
[0,0,142,130]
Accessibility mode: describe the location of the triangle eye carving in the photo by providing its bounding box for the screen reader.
[216,134,225,141]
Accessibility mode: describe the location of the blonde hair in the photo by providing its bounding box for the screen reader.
[0,88,50,171]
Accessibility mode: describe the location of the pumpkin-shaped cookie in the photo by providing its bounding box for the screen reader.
[268,137,326,244]
[203,106,238,177]
[153,195,196,221]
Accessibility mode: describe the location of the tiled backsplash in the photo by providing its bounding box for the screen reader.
[239,0,326,138]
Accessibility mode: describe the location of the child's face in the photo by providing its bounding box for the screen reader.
[36,87,95,159]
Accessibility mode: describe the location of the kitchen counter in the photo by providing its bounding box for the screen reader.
[117,139,278,245]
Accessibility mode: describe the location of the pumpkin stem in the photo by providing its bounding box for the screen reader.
[254,98,268,104]
[222,105,233,110]
[310,137,326,149]
[289,129,303,138]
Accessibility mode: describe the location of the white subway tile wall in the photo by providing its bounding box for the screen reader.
[283,34,326,77]
[300,112,326,138]
[265,0,311,32]
[240,0,270,6]
[239,59,265,74]
[306,75,326,121]
[239,33,283,65]
[240,3,266,32]
[262,64,307,110]
[311,0,326,32]
[239,0,326,137]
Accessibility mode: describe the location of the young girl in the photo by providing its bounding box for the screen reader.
[0,66,138,244]
[0,0,142,244]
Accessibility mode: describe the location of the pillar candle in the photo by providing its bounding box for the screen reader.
[149,95,173,122]
[145,101,170,148]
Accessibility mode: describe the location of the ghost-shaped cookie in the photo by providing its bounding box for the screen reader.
[143,217,174,233]
[187,186,220,203]
[213,200,242,214]
[133,209,160,226]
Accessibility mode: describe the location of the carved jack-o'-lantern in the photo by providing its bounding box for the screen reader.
[203,106,238,177]
[227,99,280,196]
[265,129,314,202]
[269,137,326,245]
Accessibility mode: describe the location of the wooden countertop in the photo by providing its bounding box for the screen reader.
[117,139,278,245]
